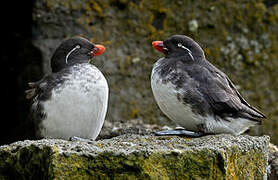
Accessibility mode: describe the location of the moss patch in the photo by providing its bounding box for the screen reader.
[0,135,269,179]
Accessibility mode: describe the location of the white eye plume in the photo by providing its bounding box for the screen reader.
[177,43,194,61]
[65,45,81,64]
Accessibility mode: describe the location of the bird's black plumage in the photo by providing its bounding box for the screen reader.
[151,35,265,136]
[26,36,108,140]
[51,37,95,72]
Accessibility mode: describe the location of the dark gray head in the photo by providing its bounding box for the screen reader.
[152,35,205,61]
[51,36,105,72]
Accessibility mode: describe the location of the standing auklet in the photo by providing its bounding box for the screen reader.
[26,37,108,140]
[151,35,266,137]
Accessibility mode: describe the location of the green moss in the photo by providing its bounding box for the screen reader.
[225,147,267,180]
[47,147,267,179]
[0,145,53,179]
[50,149,92,179]
[0,135,269,179]
[89,0,104,17]
[142,150,224,179]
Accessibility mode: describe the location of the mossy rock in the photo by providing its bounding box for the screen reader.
[33,0,278,143]
[0,134,269,179]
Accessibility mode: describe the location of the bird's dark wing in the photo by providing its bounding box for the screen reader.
[25,75,54,138]
[25,78,45,100]
[25,72,68,138]
[25,69,69,101]
[25,75,56,101]
[224,75,266,118]
[197,65,265,122]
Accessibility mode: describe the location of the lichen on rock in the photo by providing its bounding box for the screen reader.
[0,134,269,179]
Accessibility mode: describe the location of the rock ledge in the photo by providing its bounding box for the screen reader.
[0,134,269,179]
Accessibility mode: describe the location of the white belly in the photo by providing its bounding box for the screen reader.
[151,68,203,131]
[40,64,108,140]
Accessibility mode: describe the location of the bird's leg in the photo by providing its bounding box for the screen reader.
[69,136,92,142]
[154,127,206,138]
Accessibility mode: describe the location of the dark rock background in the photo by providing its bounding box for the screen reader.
[0,0,42,144]
[1,0,278,145]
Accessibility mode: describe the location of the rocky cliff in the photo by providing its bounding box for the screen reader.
[32,0,278,142]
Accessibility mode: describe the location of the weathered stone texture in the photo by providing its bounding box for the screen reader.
[0,135,269,179]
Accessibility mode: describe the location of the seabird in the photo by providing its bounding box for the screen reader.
[26,36,108,140]
[151,35,265,137]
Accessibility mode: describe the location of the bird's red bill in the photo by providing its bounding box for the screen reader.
[92,44,106,56]
[152,41,165,53]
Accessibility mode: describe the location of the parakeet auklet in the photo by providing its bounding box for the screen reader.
[151,35,265,137]
[26,37,108,140]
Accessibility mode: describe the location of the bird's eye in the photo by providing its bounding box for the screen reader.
[177,43,183,47]
[76,45,81,49]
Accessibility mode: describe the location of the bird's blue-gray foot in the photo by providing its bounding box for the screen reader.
[154,129,206,137]
[69,136,93,142]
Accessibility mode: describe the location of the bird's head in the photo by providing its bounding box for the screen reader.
[51,36,105,72]
[152,35,205,61]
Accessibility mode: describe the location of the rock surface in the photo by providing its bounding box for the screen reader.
[268,143,278,179]
[0,134,269,179]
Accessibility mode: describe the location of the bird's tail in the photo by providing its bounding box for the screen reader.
[240,105,266,124]
[25,82,38,99]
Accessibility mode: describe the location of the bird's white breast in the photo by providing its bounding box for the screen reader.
[40,64,108,140]
[151,61,203,131]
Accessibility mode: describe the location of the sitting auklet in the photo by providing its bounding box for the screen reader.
[151,35,266,137]
[26,36,108,140]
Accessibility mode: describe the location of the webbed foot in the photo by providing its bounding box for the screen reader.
[69,136,92,142]
[154,129,206,138]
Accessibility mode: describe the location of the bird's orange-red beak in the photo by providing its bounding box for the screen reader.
[152,41,165,53]
[91,44,106,56]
